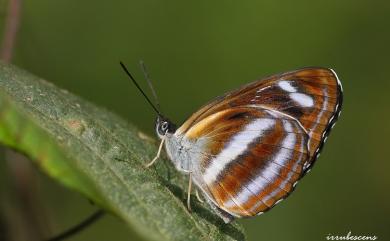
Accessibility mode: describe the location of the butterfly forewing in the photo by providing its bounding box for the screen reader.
[178,68,342,171]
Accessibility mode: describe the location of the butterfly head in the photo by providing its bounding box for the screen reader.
[155,115,176,139]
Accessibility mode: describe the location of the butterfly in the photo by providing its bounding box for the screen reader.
[120,63,343,223]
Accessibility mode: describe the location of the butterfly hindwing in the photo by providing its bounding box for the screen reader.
[184,107,309,217]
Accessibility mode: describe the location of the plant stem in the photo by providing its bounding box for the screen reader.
[45,210,105,241]
[1,0,22,62]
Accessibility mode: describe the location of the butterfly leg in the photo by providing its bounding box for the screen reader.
[195,189,204,203]
[145,136,165,168]
[187,172,193,212]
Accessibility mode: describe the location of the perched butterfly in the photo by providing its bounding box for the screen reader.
[120,63,343,223]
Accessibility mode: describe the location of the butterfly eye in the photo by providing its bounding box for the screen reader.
[161,122,169,131]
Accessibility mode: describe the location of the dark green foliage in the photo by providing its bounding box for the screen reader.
[0,63,246,241]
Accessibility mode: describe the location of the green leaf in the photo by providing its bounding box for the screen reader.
[0,63,246,241]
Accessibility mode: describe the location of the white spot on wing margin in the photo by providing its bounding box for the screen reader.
[278,80,297,93]
[290,93,314,107]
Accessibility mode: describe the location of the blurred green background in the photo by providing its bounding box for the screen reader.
[1,0,389,240]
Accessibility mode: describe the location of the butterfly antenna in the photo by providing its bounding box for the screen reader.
[139,60,162,112]
[120,61,161,115]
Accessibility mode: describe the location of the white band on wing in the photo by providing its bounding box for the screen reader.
[203,118,276,185]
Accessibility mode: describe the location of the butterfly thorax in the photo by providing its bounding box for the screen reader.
[164,132,214,205]
[164,133,196,173]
